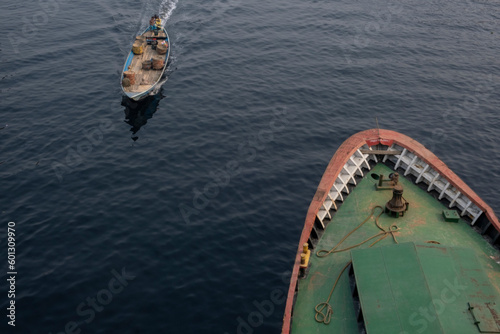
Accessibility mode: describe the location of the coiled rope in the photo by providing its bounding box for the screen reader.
[314,205,401,325]
[314,261,351,324]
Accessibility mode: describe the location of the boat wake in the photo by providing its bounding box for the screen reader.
[147,62,176,96]
[149,77,168,96]
[160,0,178,22]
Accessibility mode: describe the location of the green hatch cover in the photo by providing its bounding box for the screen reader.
[351,242,500,334]
[469,302,500,333]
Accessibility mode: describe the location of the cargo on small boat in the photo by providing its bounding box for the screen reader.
[121,15,170,101]
[282,129,500,334]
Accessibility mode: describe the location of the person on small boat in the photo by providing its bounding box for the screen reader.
[149,15,162,31]
[149,16,155,30]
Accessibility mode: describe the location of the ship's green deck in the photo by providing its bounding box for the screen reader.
[291,163,500,334]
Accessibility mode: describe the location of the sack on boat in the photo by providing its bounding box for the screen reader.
[142,60,152,70]
[123,71,136,85]
[152,57,165,70]
[122,77,131,87]
[156,43,168,55]
[135,35,146,43]
[132,42,144,55]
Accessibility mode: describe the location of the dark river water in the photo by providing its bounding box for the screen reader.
[0,0,499,333]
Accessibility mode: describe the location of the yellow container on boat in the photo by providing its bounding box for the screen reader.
[132,43,144,55]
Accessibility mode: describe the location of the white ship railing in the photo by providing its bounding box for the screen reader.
[316,144,483,227]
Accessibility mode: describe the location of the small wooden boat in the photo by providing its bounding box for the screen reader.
[121,16,170,101]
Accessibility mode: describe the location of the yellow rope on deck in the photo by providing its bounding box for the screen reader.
[314,205,401,325]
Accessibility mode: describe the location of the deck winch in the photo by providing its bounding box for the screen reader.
[385,184,409,217]
[376,172,400,190]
